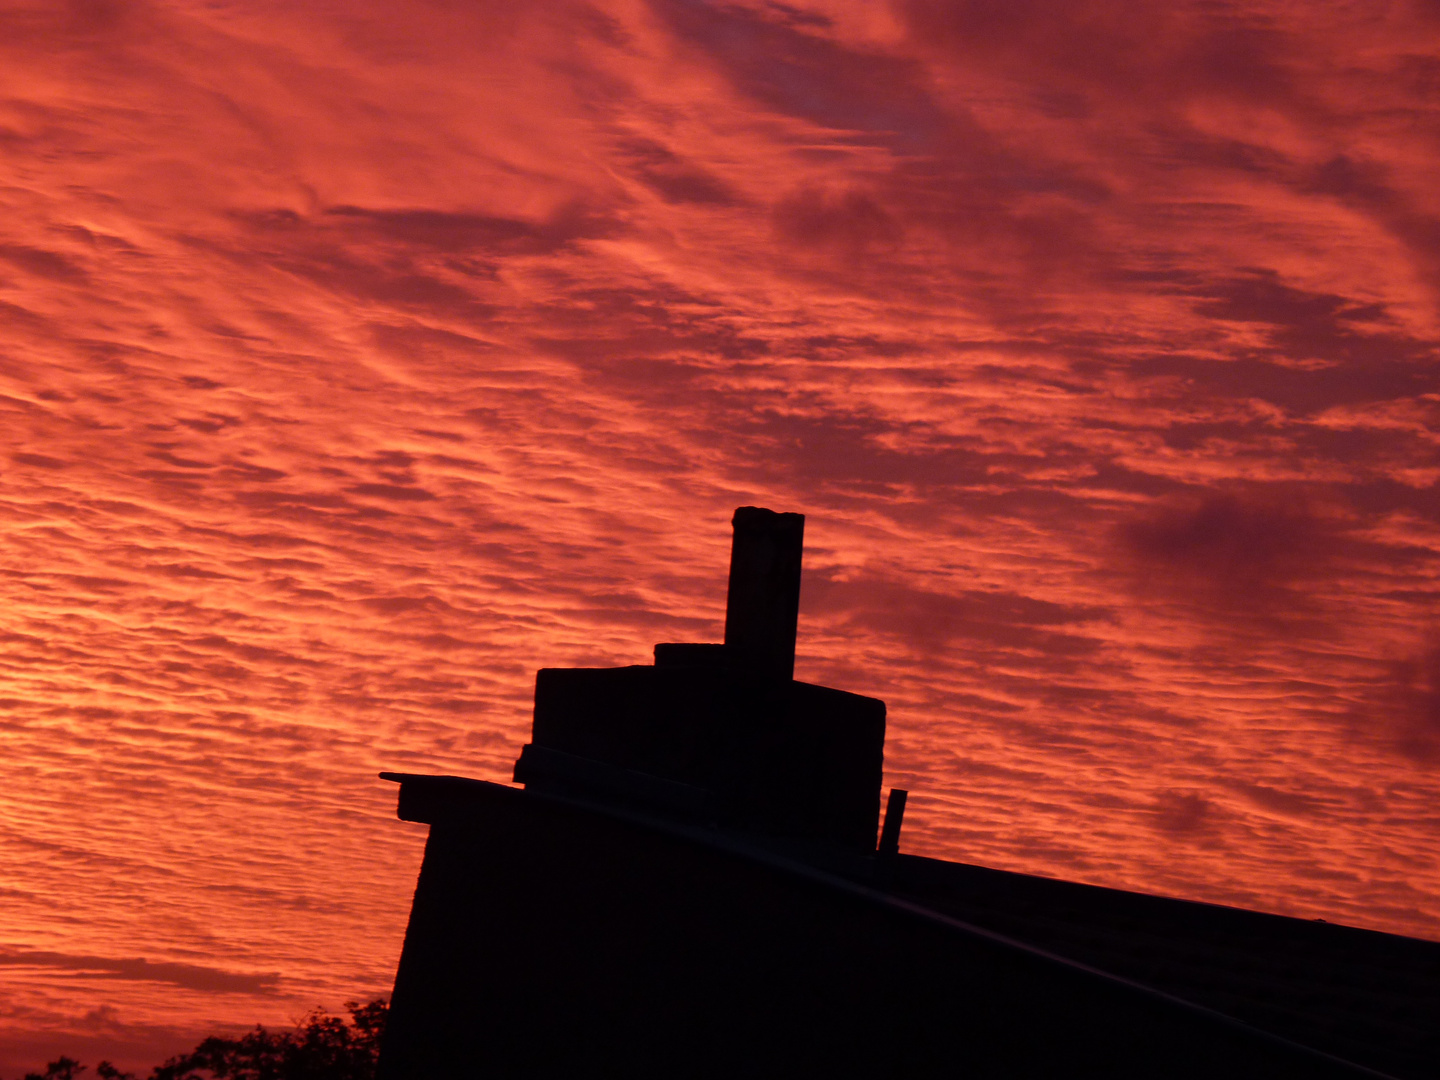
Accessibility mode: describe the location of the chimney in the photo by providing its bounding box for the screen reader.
[723,506,804,681]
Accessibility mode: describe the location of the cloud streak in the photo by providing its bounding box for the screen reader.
[0,951,280,996]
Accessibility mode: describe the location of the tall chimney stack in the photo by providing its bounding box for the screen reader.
[723,506,804,681]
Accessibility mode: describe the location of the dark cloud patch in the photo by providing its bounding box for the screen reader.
[57,575,130,594]
[359,595,457,616]
[0,243,87,283]
[1150,790,1215,836]
[617,137,739,205]
[1281,424,1420,470]
[1116,491,1349,620]
[1193,271,1433,374]
[1345,478,1440,526]
[1225,780,1324,817]
[1126,273,1440,415]
[795,333,922,360]
[1137,353,1436,415]
[858,152,1112,297]
[803,569,1106,656]
[0,949,280,995]
[177,414,242,434]
[12,452,69,468]
[574,3,635,47]
[773,185,901,254]
[1304,152,1403,213]
[134,468,206,491]
[530,284,774,366]
[1394,51,1440,96]
[1081,460,1189,500]
[651,0,948,144]
[718,404,1046,496]
[324,203,614,255]
[360,450,417,486]
[760,1,833,31]
[231,488,353,511]
[367,322,499,362]
[221,462,287,483]
[1121,494,1320,577]
[222,203,618,317]
[1147,129,1289,176]
[191,634,318,668]
[1359,643,1440,762]
[151,563,234,581]
[416,429,467,443]
[1197,270,1387,331]
[1299,154,1440,286]
[149,449,211,470]
[298,261,482,312]
[347,483,435,501]
[900,1,1295,107]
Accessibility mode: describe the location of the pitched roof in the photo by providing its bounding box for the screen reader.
[886,854,1440,1079]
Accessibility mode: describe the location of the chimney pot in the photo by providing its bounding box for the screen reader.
[723,506,804,681]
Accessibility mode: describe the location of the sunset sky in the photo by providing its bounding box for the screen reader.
[3,0,1440,1069]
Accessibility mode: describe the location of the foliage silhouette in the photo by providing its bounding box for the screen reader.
[16,1000,386,1080]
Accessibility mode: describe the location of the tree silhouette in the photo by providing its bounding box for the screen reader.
[17,1000,386,1080]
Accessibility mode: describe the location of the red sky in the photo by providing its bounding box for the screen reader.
[3,0,1440,1069]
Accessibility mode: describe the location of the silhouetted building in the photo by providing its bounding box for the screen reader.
[378,508,1437,1079]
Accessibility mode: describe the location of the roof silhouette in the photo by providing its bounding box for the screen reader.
[377,507,1436,1079]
